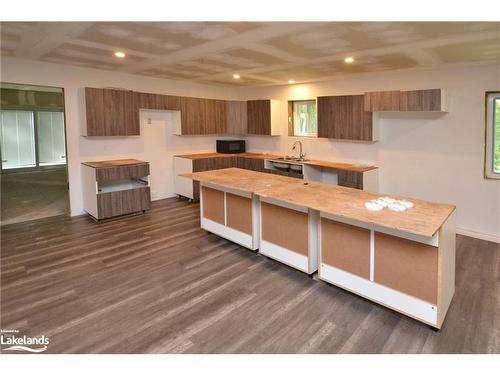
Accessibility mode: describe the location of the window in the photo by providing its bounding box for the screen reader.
[485,92,500,179]
[289,100,317,137]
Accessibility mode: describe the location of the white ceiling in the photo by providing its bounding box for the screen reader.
[1,22,499,86]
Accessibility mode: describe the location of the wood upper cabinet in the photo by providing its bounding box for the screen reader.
[364,91,400,111]
[247,99,279,136]
[399,89,446,112]
[317,95,374,141]
[180,97,205,135]
[135,92,181,111]
[204,99,227,134]
[226,101,247,135]
[84,88,139,136]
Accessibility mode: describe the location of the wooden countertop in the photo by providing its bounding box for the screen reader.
[181,168,455,238]
[174,152,281,160]
[82,159,148,168]
[174,152,377,172]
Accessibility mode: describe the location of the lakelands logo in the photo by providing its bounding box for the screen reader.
[1,329,49,353]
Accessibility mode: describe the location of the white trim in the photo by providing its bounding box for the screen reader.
[320,211,439,247]
[252,194,260,249]
[260,240,310,273]
[456,226,500,244]
[259,196,308,213]
[319,263,438,326]
[485,92,500,179]
[369,230,375,281]
[308,209,319,273]
[201,217,257,250]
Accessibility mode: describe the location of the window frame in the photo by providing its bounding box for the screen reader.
[484,92,500,179]
[289,99,317,138]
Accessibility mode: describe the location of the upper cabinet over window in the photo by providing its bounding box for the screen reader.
[84,88,139,136]
[485,92,500,179]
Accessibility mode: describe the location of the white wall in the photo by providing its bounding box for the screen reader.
[1,57,240,215]
[1,57,499,242]
[237,64,500,243]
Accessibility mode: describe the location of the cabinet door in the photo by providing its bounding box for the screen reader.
[85,88,139,136]
[104,89,138,136]
[85,88,105,136]
[181,97,205,135]
[364,91,400,111]
[226,101,247,135]
[337,170,363,189]
[247,100,271,135]
[237,157,264,172]
[317,96,334,138]
[204,99,226,134]
[317,95,373,141]
[400,89,442,111]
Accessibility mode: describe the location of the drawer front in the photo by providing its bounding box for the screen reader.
[96,163,149,182]
[97,187,151,219]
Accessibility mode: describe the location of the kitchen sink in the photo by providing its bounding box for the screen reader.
[273,156,309,163]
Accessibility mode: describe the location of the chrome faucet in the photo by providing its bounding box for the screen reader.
[292,140,306,160]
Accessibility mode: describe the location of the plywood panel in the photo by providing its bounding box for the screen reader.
[201,186,225,224]
[321,218,371,279]
[375,232,438,304]
[261,202,308,256]
[226,193,252,234]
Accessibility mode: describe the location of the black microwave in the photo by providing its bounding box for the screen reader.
[216,140,246,154]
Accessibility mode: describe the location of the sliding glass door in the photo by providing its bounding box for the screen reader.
[37,111,66,166]
[0,110,66,170]
[0,110,36,169]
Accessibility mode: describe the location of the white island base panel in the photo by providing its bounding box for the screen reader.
[258,197,319,275]
[320,264,438,326]
[200,182,259,251]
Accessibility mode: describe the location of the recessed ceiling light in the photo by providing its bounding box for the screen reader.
[114,51,126,58]
[288,79,295,84]
[344,57,355,64]
[233,74,240,79]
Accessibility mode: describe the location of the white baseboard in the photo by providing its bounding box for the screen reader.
[456,226,500,244]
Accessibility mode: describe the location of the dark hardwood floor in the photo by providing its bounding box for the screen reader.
[1,198,498,354]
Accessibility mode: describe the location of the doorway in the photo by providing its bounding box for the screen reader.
[0,83,69,225]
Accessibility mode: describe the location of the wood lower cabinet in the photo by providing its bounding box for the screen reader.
[97,187,151,220]
[317,95,374,141]
[82,159,151,220]
[237,157,265,172]
[337,170,363,189]
[174,156,238,201]
[364,90,400,111]
[84,88,139,136]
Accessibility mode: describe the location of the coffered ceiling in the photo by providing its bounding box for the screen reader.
[1,22,499,86]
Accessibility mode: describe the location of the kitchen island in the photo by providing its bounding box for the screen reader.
[181,168,456,329]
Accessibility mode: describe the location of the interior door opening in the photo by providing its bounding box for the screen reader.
[0,82,69,225]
